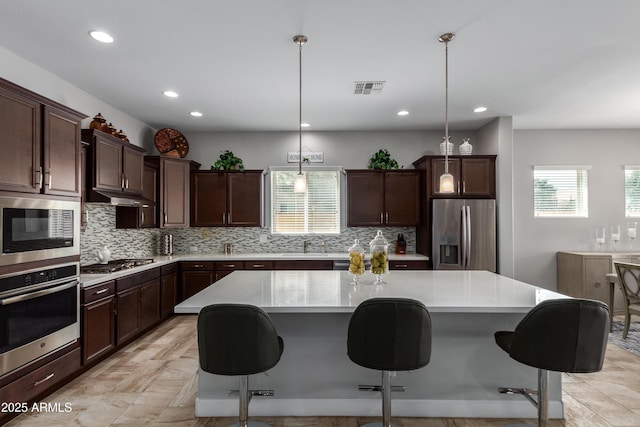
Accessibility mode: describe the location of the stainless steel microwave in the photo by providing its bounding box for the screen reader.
[0,196,80,266]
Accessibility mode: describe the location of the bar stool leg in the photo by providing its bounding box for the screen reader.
[229,375,272,427]
[361,370,398,427]
[538,369,548,427]
[382,370,391,427]
[239,375,249,427]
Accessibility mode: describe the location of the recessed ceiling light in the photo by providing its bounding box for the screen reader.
[163,90,179,98]
[397,110,409,116]
[301,123,310,128]
[473,106,488,113]
[190,111,203,117]
[88,30,114,43]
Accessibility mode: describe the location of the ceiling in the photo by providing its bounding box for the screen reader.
[1,0,639,133]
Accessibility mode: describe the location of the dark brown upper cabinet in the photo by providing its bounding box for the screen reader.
[346,170,420,227]
[191,170,264,227]
[146,156,200,228]
[0,78,86,197]
[422,155,496,198]
[82,129,145,199]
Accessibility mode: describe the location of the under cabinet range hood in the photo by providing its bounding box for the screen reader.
[87,189,155,207]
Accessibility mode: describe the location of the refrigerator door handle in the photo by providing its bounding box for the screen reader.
[461,205,467,268]
[466,205,472,269]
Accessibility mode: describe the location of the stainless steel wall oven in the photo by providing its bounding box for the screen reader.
[0,262,79,377]
[0,195,80,266]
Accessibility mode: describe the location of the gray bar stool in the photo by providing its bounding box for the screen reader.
[347,297,432,427]
[495,298,609,427]
[198,304,284,427]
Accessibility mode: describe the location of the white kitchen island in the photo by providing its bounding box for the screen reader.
[174,270,569,419]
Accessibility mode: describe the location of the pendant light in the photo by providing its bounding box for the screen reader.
[439,32,455,194]
[293,35,308,193]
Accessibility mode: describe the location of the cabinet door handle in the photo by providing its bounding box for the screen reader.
[380,212,383,224]
[385,212,389,223]
[222,213,226,224]
[83,208,89,224]
[227,212,231,224]
[121,174,125,190]
[252,264,265,268]
[140,210,145,225]
[164,212,168,224]
[224,264,236,268]
[33,373,55,387]
[463,181,466,193]
[45,171,52,190]
[34,167,43,189]
[95,288,108,295]
[192,264,204,268]
[394,264,408,268]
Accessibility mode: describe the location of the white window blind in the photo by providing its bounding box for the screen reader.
[533,166,589,217]
[625,166,640,217]
[271,170,340,234]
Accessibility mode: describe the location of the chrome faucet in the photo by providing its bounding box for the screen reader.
[303,240,311,253]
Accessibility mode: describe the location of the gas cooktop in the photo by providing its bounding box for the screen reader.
[80,258,155,274]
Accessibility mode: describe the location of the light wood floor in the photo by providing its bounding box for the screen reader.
[6,315,640,427]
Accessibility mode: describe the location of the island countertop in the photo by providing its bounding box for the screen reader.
[174,269,567,314]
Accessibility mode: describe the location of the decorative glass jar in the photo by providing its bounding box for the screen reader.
[369,230,389,285]
[348,239,365,285]
[459,138,473,155]
[440,136,454,155]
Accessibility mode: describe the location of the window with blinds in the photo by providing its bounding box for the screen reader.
[625,166,640,217]
[271,169,340,234]
[533,166,589,217]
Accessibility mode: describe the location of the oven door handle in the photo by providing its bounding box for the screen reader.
[0,280,79,306]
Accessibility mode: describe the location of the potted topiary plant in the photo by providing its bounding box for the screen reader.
[211,150,244,171]
[367,149,400,170]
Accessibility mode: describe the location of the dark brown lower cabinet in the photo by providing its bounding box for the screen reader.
[82,281,116,364]
[116,286,139,344]
[160,264,178,319]
[181,271,214,301]
[139,280,160,330]
[180,261,215,301]
[115,268,161,345]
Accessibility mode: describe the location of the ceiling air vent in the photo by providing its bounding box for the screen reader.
[353,81,385,95]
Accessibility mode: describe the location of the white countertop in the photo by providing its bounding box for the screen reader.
[174,270,568,314]
[79,253,429,287]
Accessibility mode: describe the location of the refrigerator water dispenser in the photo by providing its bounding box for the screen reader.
[439,242,459,265]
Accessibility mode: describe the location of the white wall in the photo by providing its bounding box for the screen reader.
[0,46,155,150]
[513,129,640,289]
[183,130,478,171]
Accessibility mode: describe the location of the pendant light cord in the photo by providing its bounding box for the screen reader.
[444,36,450,174]
[298,39,303,175]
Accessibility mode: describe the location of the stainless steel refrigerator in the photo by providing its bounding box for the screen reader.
[432,198,496,272]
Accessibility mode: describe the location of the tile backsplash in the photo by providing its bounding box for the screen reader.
[81,204,416,265]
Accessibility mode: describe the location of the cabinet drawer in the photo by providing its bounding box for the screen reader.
[116,267,161,292]
[0,347,81,406]
[245,261,274,270]
[214,261,244,271]
[180,261,214,271]
[389,260,429,270]
[82,280,116,304]
[161,263,178,276]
